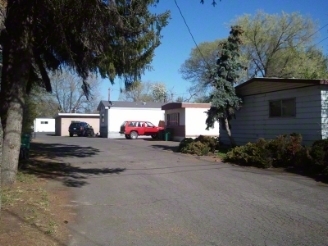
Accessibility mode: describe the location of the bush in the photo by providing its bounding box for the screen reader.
[178,135,218,156]
[178,138,194,152]
[194,135,218,153]
[309,139,328,177]
[266,133,304,168]
[224,138,272,168]
[180,141,209,156]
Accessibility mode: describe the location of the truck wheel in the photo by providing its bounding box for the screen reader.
[130,131,138,139]
[125,134,131,139]
[69,133,73,137]
[151,134,158,139]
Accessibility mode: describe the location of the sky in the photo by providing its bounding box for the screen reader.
[100,0,328,101]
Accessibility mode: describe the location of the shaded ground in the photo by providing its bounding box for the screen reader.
[0,170,73,246]
[23,142,126,188]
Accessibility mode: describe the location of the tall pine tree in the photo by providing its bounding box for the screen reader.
[0,0,169,185]
[206,26,244,146]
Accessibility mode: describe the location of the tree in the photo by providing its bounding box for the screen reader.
[0,0,170,185]
[232,11,321,78]
[29,87,60,118]
[119,81,173,102]
[206,26,244,147]
[180,39,248,100]
[180,40,223,99]
[119,81,154,102]
[50,70,101,113]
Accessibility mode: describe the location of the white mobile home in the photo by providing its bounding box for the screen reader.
[162,102,220,141]
[34,118,55,132]
[220,78,328,146]
[97,101,165,138]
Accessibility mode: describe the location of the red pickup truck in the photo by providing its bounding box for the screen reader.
[120,120,164,139]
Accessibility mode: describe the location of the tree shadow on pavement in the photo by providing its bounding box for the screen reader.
[21,142,126,188]
[150,144,179,152]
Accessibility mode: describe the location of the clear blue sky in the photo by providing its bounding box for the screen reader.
[101,0,328,101]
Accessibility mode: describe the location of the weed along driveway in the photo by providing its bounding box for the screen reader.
[33,134,328,246]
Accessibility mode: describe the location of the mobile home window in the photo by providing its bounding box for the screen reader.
[167,113,179,126]
[41,121,49,124]
[269,98,296,117]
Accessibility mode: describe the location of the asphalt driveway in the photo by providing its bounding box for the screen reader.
[34,134,328,246]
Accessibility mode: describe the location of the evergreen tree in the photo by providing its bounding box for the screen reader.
[0,0,169,185]
[206,26,244,146]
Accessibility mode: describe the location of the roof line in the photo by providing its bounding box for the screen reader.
[236,77,324,90]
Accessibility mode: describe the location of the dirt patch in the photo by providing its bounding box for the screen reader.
[0,159,74,245]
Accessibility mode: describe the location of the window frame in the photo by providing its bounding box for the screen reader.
[167,113,180,126]
[269,98,296,118]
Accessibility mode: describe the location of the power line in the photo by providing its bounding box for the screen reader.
[173,0,212,71]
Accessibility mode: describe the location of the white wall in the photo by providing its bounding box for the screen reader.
[220,86,322,146]
[185,108,219,137]
[107,107,164,138]
[34,118,55,132]
[320,86,328,139]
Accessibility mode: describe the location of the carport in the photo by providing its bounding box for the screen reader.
[55,113,100,136]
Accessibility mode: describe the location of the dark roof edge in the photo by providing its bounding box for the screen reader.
[236,77,324,90]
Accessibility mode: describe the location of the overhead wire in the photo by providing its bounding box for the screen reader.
[173,0,213,72]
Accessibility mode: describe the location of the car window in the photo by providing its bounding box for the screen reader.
[146,122,154,127]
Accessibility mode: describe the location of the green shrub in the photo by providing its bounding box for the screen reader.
[309,139,328,176]
[224,139,272,168]
[178,138,194,152]
[266,133,304,167]
[180,141,209,156]
[178,136,218,156]
[194,135,218,153]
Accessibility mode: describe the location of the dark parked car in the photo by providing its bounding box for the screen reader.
[69,121,95,137]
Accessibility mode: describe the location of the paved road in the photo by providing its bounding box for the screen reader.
[35,134,328,246]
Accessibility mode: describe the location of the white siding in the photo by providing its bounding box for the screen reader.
[221,86,321,146]
[34,118,55,132]
[321,86,328,139]
[185,108,219,137]
[107,108,164,138]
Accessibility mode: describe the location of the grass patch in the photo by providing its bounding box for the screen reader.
[0,169,72,245]
[217,146,232,159]
[16,171,36,183]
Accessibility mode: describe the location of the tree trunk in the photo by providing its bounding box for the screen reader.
[224,118,236,147]
[0,1,31,185]
[0,119,3,212]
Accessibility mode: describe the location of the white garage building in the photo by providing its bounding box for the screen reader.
[97,101,165,138]
[34,118,55,132]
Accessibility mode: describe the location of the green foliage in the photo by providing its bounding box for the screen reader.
[224,138,272,168]
[266,133,303,167]
[178,135,218,156]
[178,138,194,152]
[308,140,328,177]
[194,135,218,152]
[224,134,328,182]
[22,96,38,135]
[206,26,244,146]
[180,141,209,156]
[232,11,326,78]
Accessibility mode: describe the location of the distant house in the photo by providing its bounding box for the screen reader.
[97,101,165,138]
[34,118,55,132]
[219,78,328,146]
[161,102,220,141]
[55,113,100,136]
